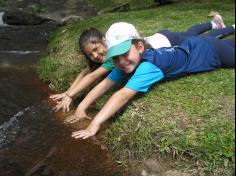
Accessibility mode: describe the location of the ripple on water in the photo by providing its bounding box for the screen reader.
[0,107,32,148]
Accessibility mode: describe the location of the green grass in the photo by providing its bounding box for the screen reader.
[37,0,235,174]
[105,70,235,173]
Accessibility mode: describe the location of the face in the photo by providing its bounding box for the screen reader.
[83,41,107,63]
[113,42,145,74]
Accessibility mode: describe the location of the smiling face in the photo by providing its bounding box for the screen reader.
[83,41,107,64]
[113,41,145,74]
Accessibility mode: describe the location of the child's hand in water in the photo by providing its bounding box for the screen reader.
[49,92,66,101]
[53,95,72,113]
[71,121,100,139]
[64,109,92,124]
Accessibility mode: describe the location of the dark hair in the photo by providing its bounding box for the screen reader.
[132,39,152,49]
[78,27,104,70]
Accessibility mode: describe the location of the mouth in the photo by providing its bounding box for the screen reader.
[95,57,102,63]
[119,64,131,73]
[96,55,104,63]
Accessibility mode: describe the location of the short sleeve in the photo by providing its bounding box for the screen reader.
[102,58,115,70]
[125,62,164,92]
[107,68,128,83]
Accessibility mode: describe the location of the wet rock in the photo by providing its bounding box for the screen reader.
[0,24,57,51]
[98,3,130,15]
[3,10,49,25]
[1,0,97,25]
[61,15,83,25]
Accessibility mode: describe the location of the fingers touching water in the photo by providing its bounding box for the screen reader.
[49,93,95,139]
[72,129,95,139]
[49,92,72,112]
[64,113,92,124]
[71,122,99,139]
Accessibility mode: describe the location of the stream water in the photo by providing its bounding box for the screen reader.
[0,12,125,176]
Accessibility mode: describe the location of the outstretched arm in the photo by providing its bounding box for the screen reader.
[49,66,91,112]
[65,77,116,123]
[50,66,109,112]
[71,87,137,139]
[66,67,110,98]
[68,67,91,90]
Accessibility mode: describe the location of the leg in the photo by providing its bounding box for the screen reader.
[158,22,215,46]
[178,15,226,36]
[158,30,188,46]
[180,22,212,36]
[202,37,235,68]
[223,39,235,48]
[203,26,235,39]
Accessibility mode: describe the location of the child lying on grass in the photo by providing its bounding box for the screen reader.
[68,22,235,139]
[50,15,234,114]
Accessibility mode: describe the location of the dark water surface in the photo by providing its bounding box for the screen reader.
[0,25,124,176]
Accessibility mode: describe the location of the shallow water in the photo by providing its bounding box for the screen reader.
[0,25,124,176]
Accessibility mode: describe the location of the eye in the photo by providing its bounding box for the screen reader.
[92,47,98,52]
[112,57,119,64]
[113,56,119,60]
[124,51,129,57]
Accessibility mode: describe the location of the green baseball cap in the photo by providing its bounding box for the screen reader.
[106,39,132,59]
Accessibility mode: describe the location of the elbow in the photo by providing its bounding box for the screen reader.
[88,72,100,81]
[113,88,137,102]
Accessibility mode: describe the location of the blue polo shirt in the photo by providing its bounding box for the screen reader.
[108,37,221,92]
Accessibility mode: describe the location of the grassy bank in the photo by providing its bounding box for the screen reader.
[37,0,235,175]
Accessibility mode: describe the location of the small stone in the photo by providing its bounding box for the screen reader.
[144,158,163,173]
[141,169,148,176]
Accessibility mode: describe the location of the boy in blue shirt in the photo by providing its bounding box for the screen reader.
[70,22,235,139]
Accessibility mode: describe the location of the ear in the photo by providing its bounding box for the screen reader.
[137,41,145,54]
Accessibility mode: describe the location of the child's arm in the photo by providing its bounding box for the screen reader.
[66,67,110,98]
[50,66,90,112]
[50,66,90,100]
[50,66,110,112]
[71,87,137,139]
[65,77,116,123]
[69,66,91,90]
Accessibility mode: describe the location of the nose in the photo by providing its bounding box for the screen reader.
[114,57,127,70]
[92,52,98,59]
[117,57,127,66]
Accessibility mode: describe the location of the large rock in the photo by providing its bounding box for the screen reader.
[3,10,49,25]
[1,0,97,25]
[0,24,57,51]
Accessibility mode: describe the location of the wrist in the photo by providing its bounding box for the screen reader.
[77,104,87,112]
[65,92,73,99]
